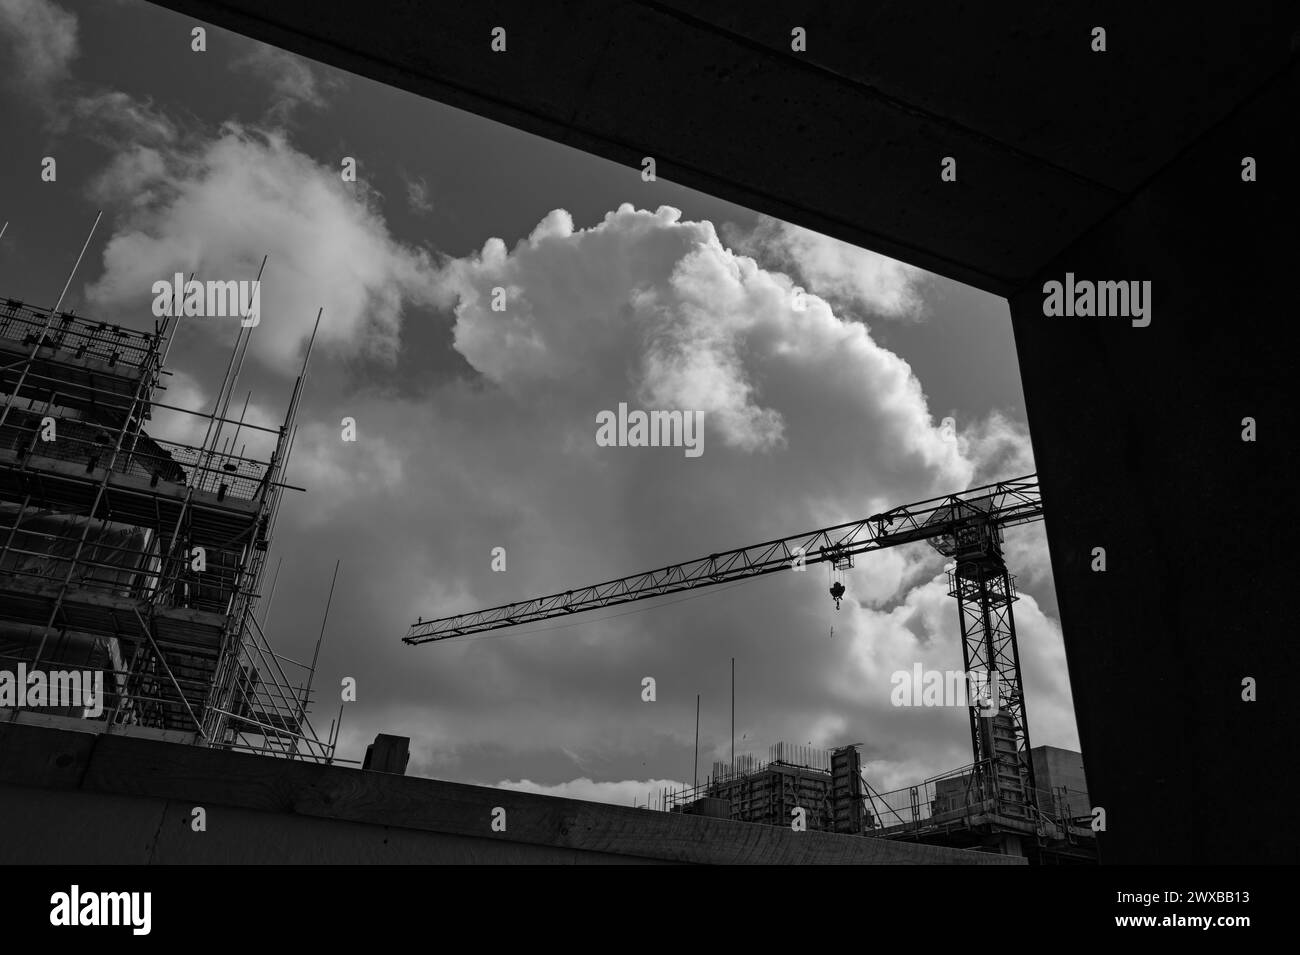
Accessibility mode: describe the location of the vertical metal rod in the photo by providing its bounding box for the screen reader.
[260,555,283,629]
[262,424,297,545]
[287,309,323,433]
[228,390,251,464]
[302,559,339,711]
[196,323,243,478]
[216,434,232,469]
[158,271,194,368]
[214,255,265,451]
[0,212,101,434]
[52,210,101,317]
[693,693,700,789]
[206,323,245,467]
[730,656,735,778]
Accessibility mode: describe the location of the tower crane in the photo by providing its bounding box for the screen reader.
[405,474,1045,814]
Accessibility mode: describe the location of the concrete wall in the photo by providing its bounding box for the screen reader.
[0,723,1021,864]
[1032,746,1089,814]
[0,784,671,864]
[1006,61,1294,862]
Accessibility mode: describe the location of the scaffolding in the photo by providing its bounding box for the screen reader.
[666,743,847,831]
[660,739,1095,859]
[0,294,333,760]
[861,756,1095,860]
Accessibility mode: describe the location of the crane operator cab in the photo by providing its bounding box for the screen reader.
[829,580,846,609]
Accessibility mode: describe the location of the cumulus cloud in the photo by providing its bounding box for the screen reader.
[255,204,1068,802]
[230,44,340,121]
[729,216,926,321]
[442,204,963,467]
[286,419,406,521]
[0,0,76,100]
[4,5,428,374]
[70,90,178,148]
[405,175,434,216]
[84,123,441,372]
[830,559,1075,792]
[958,410,1036,486]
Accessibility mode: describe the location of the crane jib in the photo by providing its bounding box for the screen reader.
[403,474,1043,645]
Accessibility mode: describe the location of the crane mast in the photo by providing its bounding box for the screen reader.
[405,474,1045,815]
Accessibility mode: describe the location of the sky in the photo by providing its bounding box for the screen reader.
[0,0,1076,804]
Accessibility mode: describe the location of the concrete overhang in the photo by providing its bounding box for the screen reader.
[144,1,1300,296]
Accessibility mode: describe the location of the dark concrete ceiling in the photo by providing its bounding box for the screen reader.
[146,0,1300,295]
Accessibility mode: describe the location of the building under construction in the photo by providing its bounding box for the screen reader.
[684,744,852,831]
[0,294,332,759]
[670,734,1096,863]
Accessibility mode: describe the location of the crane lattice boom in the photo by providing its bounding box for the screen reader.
[403,474,1041,644]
